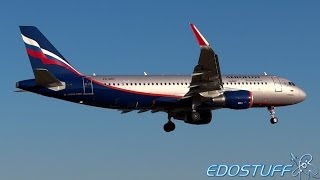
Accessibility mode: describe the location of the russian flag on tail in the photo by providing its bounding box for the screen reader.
[20,26,82,78]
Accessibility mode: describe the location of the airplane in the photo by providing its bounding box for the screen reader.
[16,24,306,132]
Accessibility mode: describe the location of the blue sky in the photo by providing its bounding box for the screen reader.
[0,0,319,179]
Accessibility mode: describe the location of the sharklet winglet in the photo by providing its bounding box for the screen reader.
[189,23,210,46]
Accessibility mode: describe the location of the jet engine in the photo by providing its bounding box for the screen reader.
[212,90,253,109]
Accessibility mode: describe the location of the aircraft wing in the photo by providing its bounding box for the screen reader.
[185,24,223,97]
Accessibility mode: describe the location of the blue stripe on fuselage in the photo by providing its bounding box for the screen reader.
[17,77,180,109]
[92,82,179,108]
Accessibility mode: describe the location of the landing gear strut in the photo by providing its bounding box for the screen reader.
[268,106,278,124]
[192,99,201,121]
[163,115,175,132]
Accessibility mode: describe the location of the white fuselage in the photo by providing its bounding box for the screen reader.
[91,74,306,107]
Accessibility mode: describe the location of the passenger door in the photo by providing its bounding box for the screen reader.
[271,77,282,92]
[83,78,94,95]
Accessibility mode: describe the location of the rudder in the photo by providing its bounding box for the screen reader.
[20,26,82,78]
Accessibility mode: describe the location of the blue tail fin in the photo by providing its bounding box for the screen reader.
[19,26,82,78]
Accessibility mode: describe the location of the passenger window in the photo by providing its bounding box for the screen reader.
[152,83,154,85]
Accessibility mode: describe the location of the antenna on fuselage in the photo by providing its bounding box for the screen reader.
[144,72,148,76]
[264,72,268,76]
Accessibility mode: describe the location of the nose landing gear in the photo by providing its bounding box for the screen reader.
[163,115,175,132]
[268,106,278,124]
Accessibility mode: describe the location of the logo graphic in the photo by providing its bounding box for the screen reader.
[291,153,320,180]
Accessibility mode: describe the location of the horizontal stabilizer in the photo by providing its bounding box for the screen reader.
[35,69,64,88]
[14,89,28,92]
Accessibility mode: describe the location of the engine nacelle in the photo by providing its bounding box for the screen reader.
[223,90,253,109]
[172,110,212,125]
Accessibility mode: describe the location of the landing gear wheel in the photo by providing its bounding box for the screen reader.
[270,117,278,124]
[163,121,175,132]
[267,106,278,125]
[192,112,201,121]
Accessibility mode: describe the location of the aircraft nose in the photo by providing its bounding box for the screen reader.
[297,87,306,103]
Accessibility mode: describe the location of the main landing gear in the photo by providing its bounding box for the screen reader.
[163,115,175,132]
[191,111,201,121]
[191,100,201,121]
[163,111,202,132]
[268,106,278,124]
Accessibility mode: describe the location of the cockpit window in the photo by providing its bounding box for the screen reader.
[288,82,296,86]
